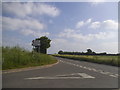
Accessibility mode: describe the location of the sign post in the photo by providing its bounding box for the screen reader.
[32,40,41,53]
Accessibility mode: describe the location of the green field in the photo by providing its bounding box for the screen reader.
[53,54,119,67]
[2,46,57,70]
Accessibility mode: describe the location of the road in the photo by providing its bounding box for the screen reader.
[2,57,119,88]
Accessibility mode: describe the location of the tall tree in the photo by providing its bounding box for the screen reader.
[36,36,51,54]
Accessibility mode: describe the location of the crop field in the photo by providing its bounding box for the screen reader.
[53,54,119,67]
[2,46,57,70]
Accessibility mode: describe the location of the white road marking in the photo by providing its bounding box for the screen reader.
[27,77,82,79]
[77,73,95,78]
[60,60,118,78]
[109,75,118,78]
[26,73,95,80]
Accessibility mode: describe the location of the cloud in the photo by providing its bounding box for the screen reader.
[55,18,118,54]
[3,3,32,18]
[21,29,49,37]
[48,38,88,54]
[2,2,60,50]
[48,37,118,54]
[3,16,45,31]
[3,2,60,18]
[59,19,118,42]
[88,0,108,6]
[76,19,118,30]
[49,31,118,54]
[76,21,84,29]
[36,3,60,17]
[3,16,49,37]
[102,20,118,30]
[89,21,101,29]
[76,18,92,29]
[21,29,35,36]
[59,29,116,42]
[89,20,118,30]
[86,18,92,24]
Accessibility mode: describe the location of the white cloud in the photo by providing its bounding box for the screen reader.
[55,18,118,54]
[36,3,60,17]
[86,18,92,24]
[102,20,118,30]
[3,16,50,37]
[88,0,108,6]
[21,29,49,37]
[48,38,88,54]
[76,18,92,29]
[76,19,118,31]
[3,17,45,31]
[59,19,118,43]
[88,0,108,2]
[48,37,118,54]
[48,32,118,54]
[3,2,60,18]
[59,28,117,42]
[21,29,34,36]
[89,20,118,30]
[76,21,84,29]
[3,3,33,18]
[89,21,101,29]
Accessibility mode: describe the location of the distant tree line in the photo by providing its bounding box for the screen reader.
[58,49,119,56]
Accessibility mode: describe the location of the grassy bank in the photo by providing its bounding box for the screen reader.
[2,46,57,70]
[53,54,119,67]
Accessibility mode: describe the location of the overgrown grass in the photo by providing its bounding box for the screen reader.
[2,46,57,70]
[53,54,120,67]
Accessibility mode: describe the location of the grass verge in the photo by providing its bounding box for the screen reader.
[53,54,119,67]
[2,46,57,70]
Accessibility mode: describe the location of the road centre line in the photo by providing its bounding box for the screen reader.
[59,60,119,78]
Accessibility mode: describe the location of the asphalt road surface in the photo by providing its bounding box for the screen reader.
[2,57,119,88]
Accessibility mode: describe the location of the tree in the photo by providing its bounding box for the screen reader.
[86,49,93,54]
[37,36,51,54]
[58,50,63,54]
[32,36,51,54]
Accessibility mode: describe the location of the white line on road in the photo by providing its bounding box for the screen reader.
[26,73,95,80]
[59,60,118,78]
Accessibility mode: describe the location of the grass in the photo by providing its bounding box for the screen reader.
[53,54,120,67]
[2,46,57,70]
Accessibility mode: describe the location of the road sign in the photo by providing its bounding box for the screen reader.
[32,40,40,46]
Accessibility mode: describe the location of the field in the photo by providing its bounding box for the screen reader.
[53,54,119,67]
[2,46,57,70]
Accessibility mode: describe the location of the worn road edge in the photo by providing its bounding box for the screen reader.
[2,60,59,74]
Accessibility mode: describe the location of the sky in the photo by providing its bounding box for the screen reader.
[2,2,118,54]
